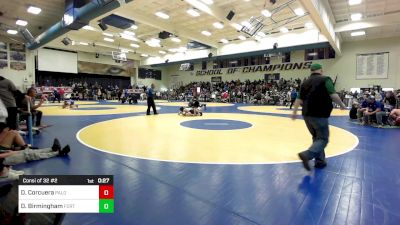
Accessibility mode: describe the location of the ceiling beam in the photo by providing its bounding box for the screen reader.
[299,0,341,54]
[115,7,218,48]
[335,12,400,33]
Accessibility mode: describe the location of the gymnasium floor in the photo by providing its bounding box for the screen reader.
[14,101,400,225]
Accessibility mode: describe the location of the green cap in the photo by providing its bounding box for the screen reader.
[310,63,322,71]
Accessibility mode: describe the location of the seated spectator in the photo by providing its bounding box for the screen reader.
[221,91,229,103]
[357,94,369,121]
[20,88,45,127]
[376,91,397,126]
[362,96,381,125]
[349,103,358,119]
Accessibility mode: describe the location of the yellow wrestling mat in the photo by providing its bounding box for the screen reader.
[41,105,160,116]
[77,113,358,164]
[157,102,234,107]
[238,106,350,116]
[43,101,99,106]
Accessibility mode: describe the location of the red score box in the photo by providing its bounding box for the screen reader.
[99,185,114,199]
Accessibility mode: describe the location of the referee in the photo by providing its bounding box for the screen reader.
[292,64,346,171]
[146,84,158,115]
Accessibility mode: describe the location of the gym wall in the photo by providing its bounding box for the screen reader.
[153,37,400,91]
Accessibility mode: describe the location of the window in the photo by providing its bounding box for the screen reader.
[263,56,270,64]
[229,59,239,67]
[202,61,207,70]
[305,49,316,61]
[282,52,291,63]
[326,47,335,59]
[213,60,218,69]
[317,48,325,59]
[243,58,249,66]
[250,56,256,65]
[304,47,336,60]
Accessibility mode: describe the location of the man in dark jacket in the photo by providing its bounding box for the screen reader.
[0,76,18,129]
[292,64,346,171]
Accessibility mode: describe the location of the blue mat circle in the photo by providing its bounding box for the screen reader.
[72,107,116,111]
[180,119,252,130]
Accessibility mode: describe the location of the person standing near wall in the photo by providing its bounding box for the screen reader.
[146,84,158,115]
[0,76,18,130]
[289,88,298,109]
[291,64,347,171]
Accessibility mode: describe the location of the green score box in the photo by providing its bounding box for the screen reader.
[99,199,114,213]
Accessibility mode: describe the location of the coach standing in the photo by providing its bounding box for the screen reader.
[146,84,158,115]
[292,64,346,171]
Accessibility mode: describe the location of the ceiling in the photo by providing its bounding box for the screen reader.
[0,0,65,37]
[44,0,313,58]
[1,0,399,58]
[328,0,400,41]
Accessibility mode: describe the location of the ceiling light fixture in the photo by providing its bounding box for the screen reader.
[349,0,362,6]
[200,0,214,5]
[213,22,224,29]
[141,54,149,57]
[238,35,246,40]
[257,31,266,37]
[104,37,114,42]
[351,30,365,36]
[178,47,187,52]
[155,11,170,19]
[120,33,139,41]
[201,30,212,36]
[159,50,166,54]
[16,20,28,26]
[305,22,314,29]
[131,24,138,29]
[103,32,113,37]
[241,21,252,28]
[351,13,362,21]
[63,14,74,26]
[231,23,243,30]
[83,25,95,31]
[261,9,272,17]
[171,37,181,43]
[80,42,89,46]
[7,30,18,35]
[130,43,140,48]
[220,39,229,44]
[187,8,200,17]
[294,8,305,16]
[280,27,289,33]
[27,6,41,15]
[123,30,135,36]
[146,38,161,47]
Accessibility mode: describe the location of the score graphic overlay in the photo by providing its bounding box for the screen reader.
[18,175,114,213]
